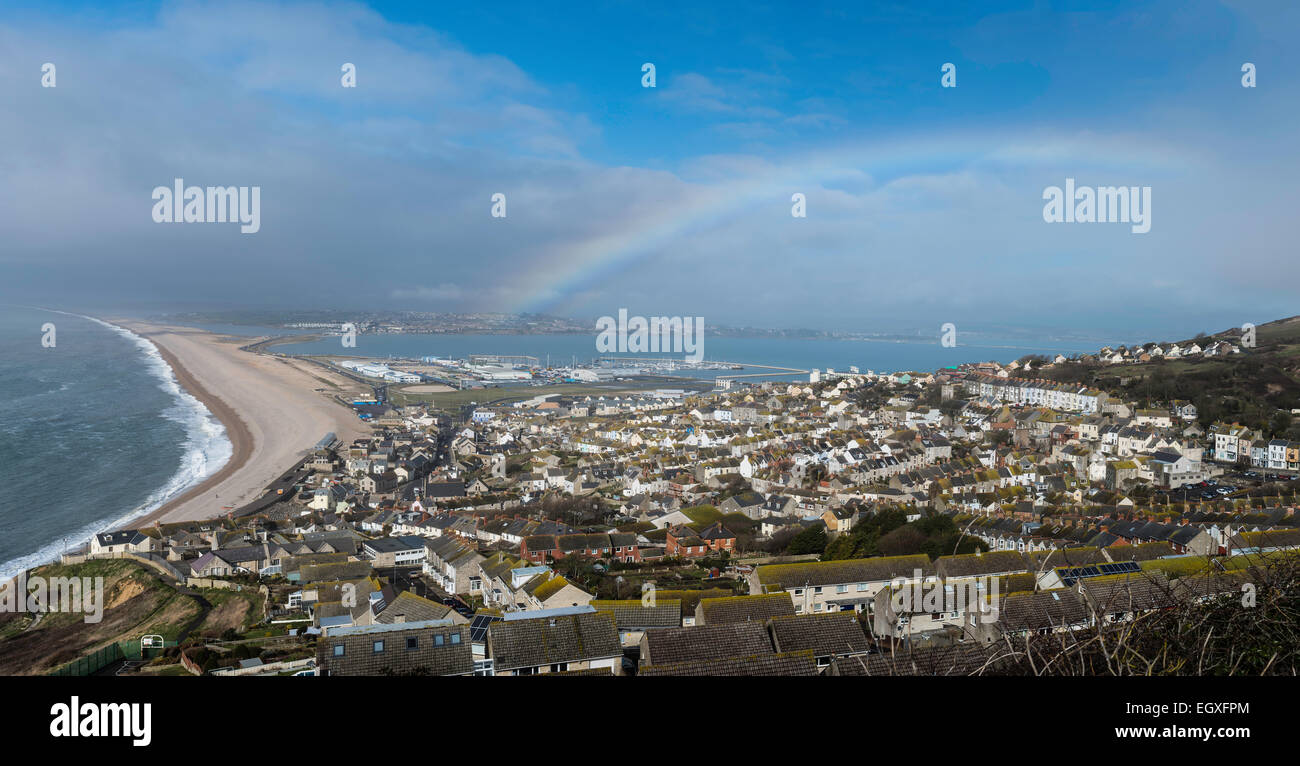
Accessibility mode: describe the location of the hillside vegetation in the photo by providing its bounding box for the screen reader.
[0,559,200,675]
[1041,315,1300,437]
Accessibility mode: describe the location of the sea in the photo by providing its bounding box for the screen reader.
[0,307,231,581]
[0,309,1108,580]
[269,331,1108,382]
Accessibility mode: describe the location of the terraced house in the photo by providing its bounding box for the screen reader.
[318,620,474,677]
[750,554,934,614]
[487,609,623,676]
[422,535,485,595]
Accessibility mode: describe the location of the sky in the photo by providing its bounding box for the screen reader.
[0,0,1297,341]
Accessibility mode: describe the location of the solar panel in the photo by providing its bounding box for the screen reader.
[469,613,501,642]
[1059,565,1102,586]
[1097,561,1141,575]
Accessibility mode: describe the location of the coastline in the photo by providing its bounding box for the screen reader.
[134,341,253,527]
[114,321,369,526]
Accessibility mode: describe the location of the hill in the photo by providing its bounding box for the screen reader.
[1040,315,1300,437]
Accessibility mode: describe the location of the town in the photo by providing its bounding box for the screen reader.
[18,333,1300,678]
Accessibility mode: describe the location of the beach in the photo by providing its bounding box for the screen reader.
[116,321,369,525]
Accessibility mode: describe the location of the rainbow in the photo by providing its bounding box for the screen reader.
[506,129,1181,316]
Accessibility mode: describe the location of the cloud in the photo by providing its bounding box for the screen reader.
[0,0,1296,342]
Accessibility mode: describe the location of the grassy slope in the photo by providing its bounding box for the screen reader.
[0,559,201,675]
[1041,315,1300,434]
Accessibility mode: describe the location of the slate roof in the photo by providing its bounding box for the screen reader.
[488,611,621,671]
[996,589,1090,632]
[767,612,870,657]
[757,554,934,590]
[639,650,817,677]
[936,550,1029,578]
[590,599,683,629]
[300,560,373,583]
[1106,542,1178,562]
[523,535,558,552]
[1172,571,1252,601]
[1026,546,1108,571]
[697,593,796,625]
[829,643,1000,676]
[641,621,773,666]
[1080,571,1176,614]
[375,591,457,624]
[95,529,147,546]
[318,621,473,676]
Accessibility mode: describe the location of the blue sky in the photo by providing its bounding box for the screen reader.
[1,0,1297,342]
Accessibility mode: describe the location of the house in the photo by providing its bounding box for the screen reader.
[821,507,859,536]
[1226,528,1300,556]
[608,533,643,563]
[665,525,708,558]
[969,589,1091,641]
[719,492,767,519]
[766,612,871,672]
[422,536,485,595]
[317,620,473,676]
[189,545,281,578]
[1078,571,1176,624]
[639,621,773,667]
[638,650,818,677]
[750,555,933,614]
[591,599,683,646]
[374,591,469,626]
[91,529,156,556]
[487,608,622,675]
[695,593,796,625]
[362,536,427,569]
[520,534,560,563]
[827,642,999,676]
[696,522,737,554]
[517,572,593,611]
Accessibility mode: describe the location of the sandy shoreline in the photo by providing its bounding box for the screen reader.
[135,341,254,527]
[114,321,369,526]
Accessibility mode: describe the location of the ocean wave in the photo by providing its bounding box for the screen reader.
[0,312,234,581]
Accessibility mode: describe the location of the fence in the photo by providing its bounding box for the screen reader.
[47,643,127,677]
[47,638,178,677]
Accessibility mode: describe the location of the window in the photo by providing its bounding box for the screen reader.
[373,640,384,653]
[451,633,461,644]
[857,583,869,592]
[333,644,345,657]
[813,587,823,595]
[435,634,445,646]
[836,585,848,594]
[406,637,419,650]
[549,663,569,673]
